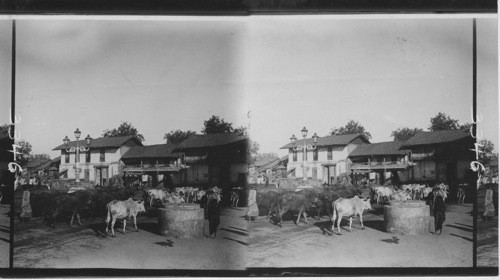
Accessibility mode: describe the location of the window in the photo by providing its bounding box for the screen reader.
[74,152,78,163]
[313,149,318,161]
[293,150,297,162]
[303,150,308,161]
[327,147,332,160]
[65,152,69,163]
[86,151,91,163]
[100,149,105,162]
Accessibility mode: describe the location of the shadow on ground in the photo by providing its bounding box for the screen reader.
[446,224,473,233]
[220,227,248,237]
[137,222,159,235]
[449,233,473,242]
[362,220,385,232]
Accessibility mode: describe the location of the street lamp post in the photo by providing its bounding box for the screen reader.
[290,127,319,182]
[63,128,92,183]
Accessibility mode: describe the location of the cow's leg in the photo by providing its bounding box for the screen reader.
[69,210,75,227]
[123,219,127,234]
[105,210,111,233]
[337,215,342,235]
[360,214,365,229]
[110,217,117,237]
[348,217,352,232]
[277,209,284,227]
[331,205,336,233]
[295,210,301,225]
[76,212,83,226]
[133,215,138,232]
[376,195,380,205]
[302,210,309,224]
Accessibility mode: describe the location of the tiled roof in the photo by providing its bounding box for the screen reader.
[402,129,472,147]
[177,133,248,149]
[37,160,53,171]
[253,157,280,168]
[122,144,182,159]
[51,156,61,163]
[349,141,410,157]
[53,136,142,150]
[280,133,369,149]
[27,158,51,169]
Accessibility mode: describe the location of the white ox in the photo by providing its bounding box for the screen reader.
[391,190,411,202]
[331,196,372,235]
[373,186,394,204]
[147,189,167,207]
[105,198,146,237]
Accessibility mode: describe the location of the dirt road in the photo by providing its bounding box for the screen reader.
[477,184,498,267]
[14,207,248,269]
[0,204,10,268]
[248,203,473,267]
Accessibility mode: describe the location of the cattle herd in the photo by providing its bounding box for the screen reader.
[257,181,457,235]
[14,180,465,239]
[15,184,246,239]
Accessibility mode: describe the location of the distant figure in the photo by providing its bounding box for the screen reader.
[483,186,495,222]
[29,176,35,185]
[433,195,446,235]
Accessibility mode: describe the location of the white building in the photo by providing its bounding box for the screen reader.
[281,134,370,184]
[53,136,142,186]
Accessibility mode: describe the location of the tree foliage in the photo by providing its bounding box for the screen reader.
[428,112,469,131]
[0,124,10,133]
[478,139,495,165]
[248,140,260,164]
[164,129,197,144]
[391,127,423,141]
[15,140,32,167]
[201,115,235,134]
[102,121,145,143]
[233,126,247,135]
[28,153,51,161]
[330,120,372,139]
[256,152,279,160]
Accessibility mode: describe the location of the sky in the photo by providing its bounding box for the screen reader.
[242,17,498,156]
[0,16,498,159]
[0,19,247,158]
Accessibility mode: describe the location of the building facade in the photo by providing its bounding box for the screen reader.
[53,136,142,186]
[349,141,412,185]
[121,143,186,187]
[176,133,249,186]
[281,134,370,184]
[401,129,475,186]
